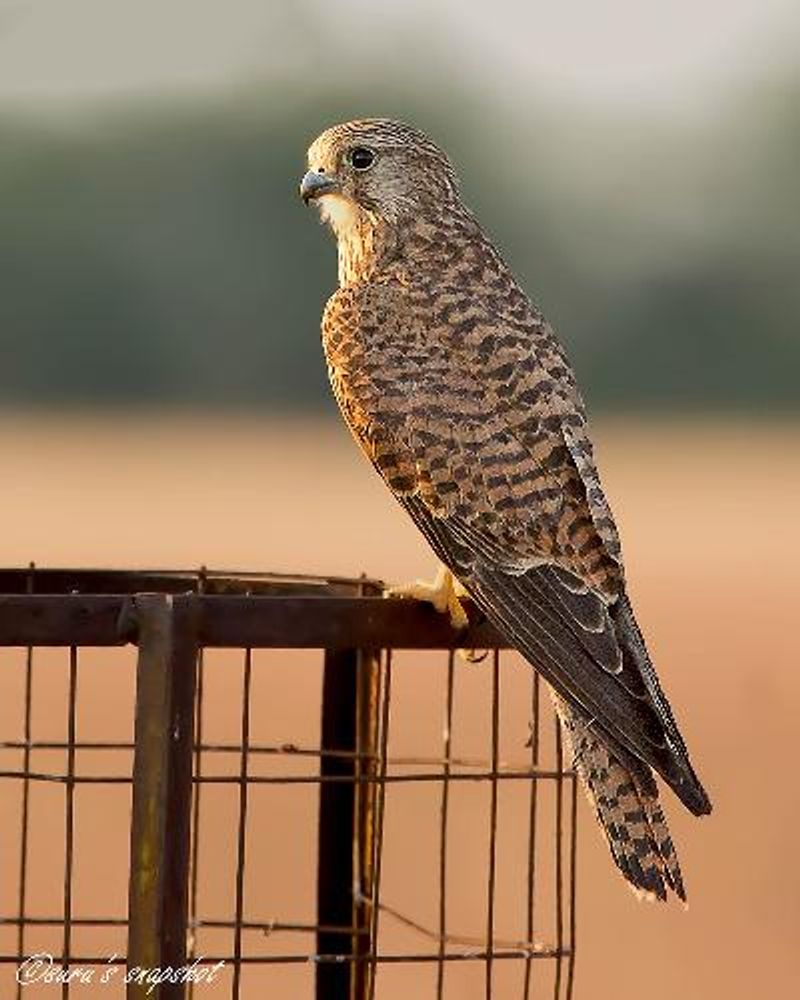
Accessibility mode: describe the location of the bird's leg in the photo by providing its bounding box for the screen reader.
[384,564,469,630]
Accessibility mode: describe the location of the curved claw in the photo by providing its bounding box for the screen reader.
[384,565,469,630]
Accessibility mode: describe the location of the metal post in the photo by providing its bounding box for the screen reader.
[316,647,380,1000]
[316,649,358,1000]
[353,649,381,1000]
[127,594,199,1000]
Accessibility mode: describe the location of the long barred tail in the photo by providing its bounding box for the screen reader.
[552,693,686,902]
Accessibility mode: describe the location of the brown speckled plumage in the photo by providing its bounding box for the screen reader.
[301,118,710,901]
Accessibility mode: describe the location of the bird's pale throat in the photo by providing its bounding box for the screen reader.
[316,194,390,287]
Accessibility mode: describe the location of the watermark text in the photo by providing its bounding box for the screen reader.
[16,953,225,994]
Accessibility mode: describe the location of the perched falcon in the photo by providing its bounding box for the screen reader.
[299,118,711,901]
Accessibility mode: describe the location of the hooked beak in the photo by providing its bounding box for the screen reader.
[299,170,339,204]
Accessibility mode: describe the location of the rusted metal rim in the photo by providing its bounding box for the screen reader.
[0,566,383,596]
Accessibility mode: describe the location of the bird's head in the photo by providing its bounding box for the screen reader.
[299,118,460,237]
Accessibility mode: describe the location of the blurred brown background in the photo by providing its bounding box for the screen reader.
[0,1,798,998]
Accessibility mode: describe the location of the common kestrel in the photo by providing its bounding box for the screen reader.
[299,118,711,901]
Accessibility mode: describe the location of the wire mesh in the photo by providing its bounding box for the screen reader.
[0,567,577,999]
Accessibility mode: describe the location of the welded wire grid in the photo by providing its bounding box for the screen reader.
[0,568,577,999]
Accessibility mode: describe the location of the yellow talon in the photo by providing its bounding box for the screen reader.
[385,565,469,630]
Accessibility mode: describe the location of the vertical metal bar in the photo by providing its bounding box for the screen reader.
[352,648,381,1000]
[366,650,392,1000]
[485,651,500,1000]
[316,648,359,1000]
[565,771,578,1000]
[553,714,565,1000]
[187,649,203,1000]
[15,564,35,1000]
[436,651,455,1000]
[188,566,206,1000]
[127,594,199,1000]
[231,647,253,1000]
[522,671,541,1000]
[62,645,78,1000]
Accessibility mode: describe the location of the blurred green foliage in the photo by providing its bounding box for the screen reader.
[0,80,797,411]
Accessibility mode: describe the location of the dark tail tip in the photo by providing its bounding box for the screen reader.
[687,785,713,817]
[672,766,712,817]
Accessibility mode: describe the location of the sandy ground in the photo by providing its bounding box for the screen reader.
[0,413,798,1000]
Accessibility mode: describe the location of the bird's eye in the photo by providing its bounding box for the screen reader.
[349,147,375,171]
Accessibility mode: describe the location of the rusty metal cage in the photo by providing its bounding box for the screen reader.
[0,567,577,999]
